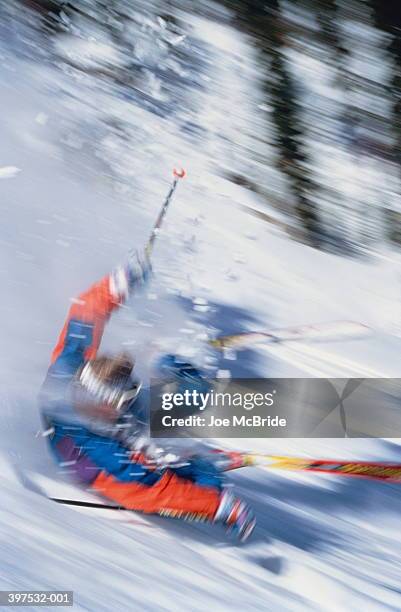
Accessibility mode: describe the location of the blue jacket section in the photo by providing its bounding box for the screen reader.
[156,353,211,399]
[49,319,94,379]
[40,319,95,427]
[50,421,161,485]
[49,420,223,490]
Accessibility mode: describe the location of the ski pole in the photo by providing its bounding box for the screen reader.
[145,167,186,259]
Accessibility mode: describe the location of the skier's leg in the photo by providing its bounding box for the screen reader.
[91,469,221,521]
[47,421,255,539]
[92,460,255,540]
[172,456,256,540]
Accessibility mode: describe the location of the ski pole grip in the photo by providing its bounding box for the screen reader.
[173,167,186,179]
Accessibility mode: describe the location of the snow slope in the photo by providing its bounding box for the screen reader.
[1,4,401,611]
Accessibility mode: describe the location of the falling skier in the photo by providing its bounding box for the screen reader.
[39,171,255,542]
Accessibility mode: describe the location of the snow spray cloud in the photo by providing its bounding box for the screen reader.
[150,378,401,438]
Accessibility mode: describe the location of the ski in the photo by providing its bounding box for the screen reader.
[13,467,156,526]
[213,449,401,482]
[209,320,370,350]
[51,498,128,510]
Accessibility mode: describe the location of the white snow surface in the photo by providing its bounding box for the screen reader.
[1,6,401,612]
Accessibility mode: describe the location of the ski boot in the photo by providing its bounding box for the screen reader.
[215,490,256,542]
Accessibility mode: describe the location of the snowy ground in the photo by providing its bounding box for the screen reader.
[1,4,401,611]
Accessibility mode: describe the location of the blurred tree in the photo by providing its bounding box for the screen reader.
[226,0,322,245]
[313,0,352,112]
[22,0,61,10]
[370,2,401,165]
[370,1,401,244]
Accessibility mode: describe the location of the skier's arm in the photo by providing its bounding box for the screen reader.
[50,252,150,365]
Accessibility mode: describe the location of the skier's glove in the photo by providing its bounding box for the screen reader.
[131,440,187,472]
[110,250,152,302]
[126,249,152,288]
